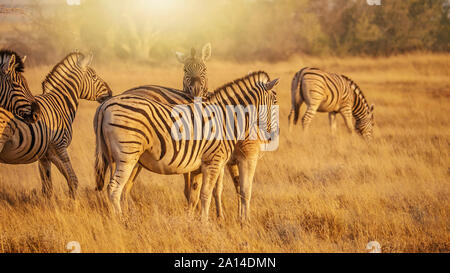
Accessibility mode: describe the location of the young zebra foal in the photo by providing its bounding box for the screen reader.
[288,67,375,140]
[0,52,111,198]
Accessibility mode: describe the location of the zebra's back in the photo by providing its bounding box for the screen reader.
[299,67,353,113]
[96,93,226,175]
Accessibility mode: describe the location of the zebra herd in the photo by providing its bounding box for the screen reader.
[0,45,375,223]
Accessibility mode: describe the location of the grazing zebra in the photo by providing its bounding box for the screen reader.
[288,67,375,140]
[94,71,279,221]
[176,43,211,97]
[0,52,111,198]
[0,49,40,123]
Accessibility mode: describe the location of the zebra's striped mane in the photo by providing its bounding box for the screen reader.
[0,49,25,73]
[41,52,84,94]
[341,74,371,113]
[205,71,270,101]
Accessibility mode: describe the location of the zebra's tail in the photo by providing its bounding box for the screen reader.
[94,104,108,191]
[288,70,303,132]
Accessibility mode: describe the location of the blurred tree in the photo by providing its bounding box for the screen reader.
[2,0,448,64]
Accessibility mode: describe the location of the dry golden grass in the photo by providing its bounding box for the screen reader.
[0,53,449,253]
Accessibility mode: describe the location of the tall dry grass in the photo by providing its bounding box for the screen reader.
[0,53,449,252]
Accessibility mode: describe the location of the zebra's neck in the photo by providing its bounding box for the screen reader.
[206,71,269,106]
[40,53,83,122]
[202,71,270,141]
[350,82,371,129]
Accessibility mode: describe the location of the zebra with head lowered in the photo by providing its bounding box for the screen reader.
[0,49,40,123]
[0,52,111,198]
[288,67,375,140]
[94,71,279,221]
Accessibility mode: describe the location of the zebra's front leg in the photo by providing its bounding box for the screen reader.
[38,156,53,198]
[200,158,224,222]
[48,147,78,199]
[302,104,319,132]
[185,169,202,213]
[328,112,337,135]
[340,108,354,134]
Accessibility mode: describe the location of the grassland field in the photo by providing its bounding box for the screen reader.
[0,53,448,252]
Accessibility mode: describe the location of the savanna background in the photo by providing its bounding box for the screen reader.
[0,0,449,253]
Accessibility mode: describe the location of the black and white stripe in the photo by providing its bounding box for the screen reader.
[288,67,375,139]
[94,71,279,221]
[175,43,211,97]
[0,52,112,198]
[0,49,40,123]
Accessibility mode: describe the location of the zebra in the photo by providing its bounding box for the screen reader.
[288,67,375,140]
[176,44,258,220]
[0,52,112,198]
[176,43,236,218]
[94,71,279,221]
[175,43,211,98]
[108,86,259,221]
[0,49,41,123]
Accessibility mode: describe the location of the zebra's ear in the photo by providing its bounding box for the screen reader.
[201,43,211,62]
[15,55,26,70]
[175,52,186,64]
[3,54,16,74]
[265,78,280,90]
[78,53,93,70]
[370,104,375,112]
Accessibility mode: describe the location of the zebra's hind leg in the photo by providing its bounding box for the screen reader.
[108,158,139,214]
[38,156,52,198]
[329,112,337,135]
[302,103,320,132]
[122,164,142,211]
[213,168,225,219]
[227,161,241,219]
[200,157,225,222]
[48,147,79,199]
